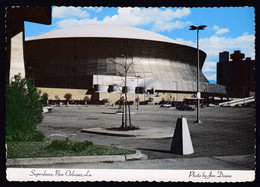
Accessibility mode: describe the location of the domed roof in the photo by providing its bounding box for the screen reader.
[26,24,178,44]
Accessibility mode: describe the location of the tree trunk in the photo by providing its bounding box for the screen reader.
[118,93,122,111]
[124,70,128,127]
[128,104,131,126]
[125,95,127,127]
[121,100,124,128]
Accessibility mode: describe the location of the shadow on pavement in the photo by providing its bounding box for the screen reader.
[138,148,172,154]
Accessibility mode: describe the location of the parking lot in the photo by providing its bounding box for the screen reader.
[37,104,255,162]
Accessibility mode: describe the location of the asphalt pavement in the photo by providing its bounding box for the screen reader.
[7,104,255,170]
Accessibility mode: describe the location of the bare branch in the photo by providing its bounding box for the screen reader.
[113,84,122,92]
[108,59,116,63]
[126,61,135,72]
[109,59,125,68]
[116,72,124,77]
[117,73,126,83]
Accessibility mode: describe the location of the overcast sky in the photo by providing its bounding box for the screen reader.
[25,7,255,84]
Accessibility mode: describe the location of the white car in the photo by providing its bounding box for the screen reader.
[221,103,231,107]
[160,104,171,108]
[42,106,53,113]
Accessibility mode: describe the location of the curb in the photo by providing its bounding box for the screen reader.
[125,150,148,160]
[80,129,136,137]
[6,150,147,166]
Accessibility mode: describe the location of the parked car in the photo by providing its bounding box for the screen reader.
[176,104,195,111]
[160,103,171,108]
[42,106,53,113]
[221,103,231,107]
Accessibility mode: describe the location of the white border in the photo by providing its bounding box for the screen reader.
[6,168,255,182]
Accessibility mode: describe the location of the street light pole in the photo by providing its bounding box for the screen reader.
[143,73,146,103]
[169,81,172,104]
[135,75,140,110]
[196,27,200,123]
[189,25,207,123]
[172,80,178,103]
[96,73,99,105]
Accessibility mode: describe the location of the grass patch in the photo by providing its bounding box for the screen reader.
[6,139,136,159]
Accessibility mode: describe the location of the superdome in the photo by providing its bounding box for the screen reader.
[27,24,178,44]
[24,24,226,103]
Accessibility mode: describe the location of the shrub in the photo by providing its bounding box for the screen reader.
[71,141,93,152]
[6,74,45,142]
[64,93,72,101]
[46,138,93,152]
[84,96,90,102]
[46,139,68,150]
[64,93,72,106]
[102,98,109,104]
[41,92,49,106]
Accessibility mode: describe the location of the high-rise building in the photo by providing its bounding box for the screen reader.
[217,50,255,98]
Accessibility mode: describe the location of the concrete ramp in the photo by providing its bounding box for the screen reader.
[219,96,255,107]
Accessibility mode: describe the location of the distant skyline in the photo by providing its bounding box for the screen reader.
[25,7,255,84]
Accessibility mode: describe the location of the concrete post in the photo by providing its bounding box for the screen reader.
[170,117,194,155]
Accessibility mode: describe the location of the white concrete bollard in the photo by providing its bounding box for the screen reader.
[170,117,194,155]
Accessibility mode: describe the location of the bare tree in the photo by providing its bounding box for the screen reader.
[64,93,72,106]
[148,97,154,105]
[102,98,109,105]
[109,55,135,128]
[84,95,90,106]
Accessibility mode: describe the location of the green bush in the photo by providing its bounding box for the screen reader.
[64,93,72,101]
[6,74,45,142]
[71,141,93,152]
[46,138,93,152]
[41,92,49,106]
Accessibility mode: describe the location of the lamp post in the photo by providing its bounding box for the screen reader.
[142,71,151,104]
[169,81,172,104]
[189,25,207,123]
[95,73,99,105]
[172,80,178,103]
[143,73,146,103]
[135,75,140,110]
[201,82,208,105]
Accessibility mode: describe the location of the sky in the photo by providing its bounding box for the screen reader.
[24,7,255,84]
